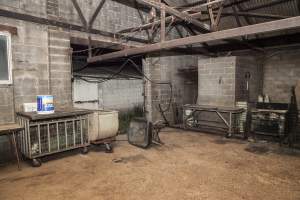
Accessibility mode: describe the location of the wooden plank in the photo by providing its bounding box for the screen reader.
[88,16,300,63]
[16,110,93,121]
[0,123,23,134]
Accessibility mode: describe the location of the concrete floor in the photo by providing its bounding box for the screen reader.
[0,128,299,200]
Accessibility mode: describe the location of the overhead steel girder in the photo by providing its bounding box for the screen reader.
[88,16,300,63]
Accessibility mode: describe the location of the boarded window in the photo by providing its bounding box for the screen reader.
[0,33,12,84]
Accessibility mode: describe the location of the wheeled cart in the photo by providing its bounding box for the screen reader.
[16,110,92,167]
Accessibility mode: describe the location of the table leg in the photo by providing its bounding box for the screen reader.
[11,132,21,170]
[228,112,232,137]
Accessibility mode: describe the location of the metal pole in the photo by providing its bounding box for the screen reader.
[56,122,60,150]
[47,124,51,152]
[65,121,68,147]
[38,124,41,154]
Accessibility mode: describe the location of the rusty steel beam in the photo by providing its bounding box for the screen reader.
[0,24,18,35]
[88,16,300,63]
[118,12,202,34]
[119,10,287,35]
[119,0,228,34]
[136,0,210,32]
[0,8,148,43]
[71,0,88,27]
[160,3,166,41]
[175,0,248,9]
[89,0,106,29]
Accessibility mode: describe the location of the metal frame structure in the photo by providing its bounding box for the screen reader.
[0,0,298,60]
[85,0,300,63]
[88,16,300,62]
[183,104,245,138]
[16,113,89,166]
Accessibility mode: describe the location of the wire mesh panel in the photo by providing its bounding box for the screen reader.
[16,115,89,159]
[128,118,152,148]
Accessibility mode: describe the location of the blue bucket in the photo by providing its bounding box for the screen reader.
[37,95,54,114]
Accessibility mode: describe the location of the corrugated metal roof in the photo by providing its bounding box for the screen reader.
[234,0,299,23]
[240,0,299,16]
[175,0,300,47]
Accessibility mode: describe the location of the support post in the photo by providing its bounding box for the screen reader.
[160,3,166,42]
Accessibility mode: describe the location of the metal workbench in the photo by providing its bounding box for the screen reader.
[0,123,24,170]
[16,109,93,166]
[183,104,245,137]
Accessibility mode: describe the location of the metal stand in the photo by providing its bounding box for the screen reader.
[0,123,24,170]
[9,132,21,170]
[183,104,245,137]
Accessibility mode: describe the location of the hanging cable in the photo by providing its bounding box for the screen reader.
[74,55,173,125]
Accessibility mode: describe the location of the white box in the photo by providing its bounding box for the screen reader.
[23,103,37,112]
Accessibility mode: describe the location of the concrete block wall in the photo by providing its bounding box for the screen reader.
[48,27,73,109]
[144,53,198,123]
[198,56,236,107]
[100,79,143,111]
[0,18,50,162]
[0,0,72,162]
[0,0,47,17]
[198,56,261,107]
[263,49,300,107]
[73,78,143,112]
[58,0,148,40]
[236,56,262,103]
[0,17,50,117]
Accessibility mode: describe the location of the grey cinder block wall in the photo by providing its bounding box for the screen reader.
[73,78,144,111]
[263,49,300,107]
[0,0,152,161]
[144,53,198,123]
[197,56,262,107]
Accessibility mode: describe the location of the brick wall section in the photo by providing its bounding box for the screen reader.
[263,49,300,107]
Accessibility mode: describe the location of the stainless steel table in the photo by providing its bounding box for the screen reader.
[183,104,245,137]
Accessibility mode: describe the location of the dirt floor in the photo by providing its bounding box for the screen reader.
[0,128,300,200]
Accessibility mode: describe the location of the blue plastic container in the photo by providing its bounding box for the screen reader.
[37,95,54,114]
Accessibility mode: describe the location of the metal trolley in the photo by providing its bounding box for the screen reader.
[16,110,92,167]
